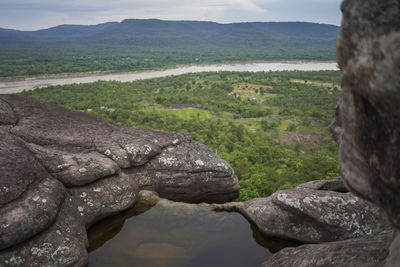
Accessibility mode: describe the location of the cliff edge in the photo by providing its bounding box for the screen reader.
[0,94,239,266]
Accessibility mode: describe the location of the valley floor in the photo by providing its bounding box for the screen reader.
[22,70,341,201]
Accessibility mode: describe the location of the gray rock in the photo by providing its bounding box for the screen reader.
[0,94,239,266]
[128,140,239,203]
[256,1,400,265]
[334,0,400,230]
[0,130,48,208]
[26,143,120,187]
[69,173,139,227]
[0,195,88,267]
[264,230,393,267]
[0,95,238,203]
[295,177,348,192]
[241,189,389,243]
[330,1,400,265]
[0,98,17,125]
[385,230,400,267]
[0,178,66,250]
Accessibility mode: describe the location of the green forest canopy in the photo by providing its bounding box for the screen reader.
[0,20,338,76]
[22,70,341,201]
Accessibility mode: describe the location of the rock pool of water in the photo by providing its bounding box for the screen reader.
[88,199,296,267]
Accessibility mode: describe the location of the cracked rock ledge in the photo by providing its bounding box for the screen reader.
[0,94,239,266]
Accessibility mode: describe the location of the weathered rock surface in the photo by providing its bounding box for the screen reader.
[0,94,239,266]
[264,230,393,267]
[264,0,400,266]
[131,140,239,203]
[0,130,49,208]
[385,230,400,267]
[0,195,88,267]
[241,183,389,244]
[69,173,139,228]
[333,0,400,229]
[0,177,66,251]
[294,177,348,192]
[327,0,400,266]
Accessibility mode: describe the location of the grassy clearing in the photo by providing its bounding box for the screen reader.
[23,71,340,201]
[143,108,211,120]
[232,83,277,104]
[291,79,341,92]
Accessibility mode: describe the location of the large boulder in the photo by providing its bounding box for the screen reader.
[264,0,400,265]
[332,0,400,229]
[330,0,400,265]
[0,94,239,266]
[240,179,389,244]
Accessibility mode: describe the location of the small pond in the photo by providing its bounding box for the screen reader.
[88,199,297,267]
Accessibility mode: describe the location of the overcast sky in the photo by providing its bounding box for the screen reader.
[0,0,343,31]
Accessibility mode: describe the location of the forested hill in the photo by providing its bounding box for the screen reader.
[0,19,339,76]
[0,20,338,44]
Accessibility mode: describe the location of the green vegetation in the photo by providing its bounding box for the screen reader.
[22,70,341,201]
[0,20,338,77]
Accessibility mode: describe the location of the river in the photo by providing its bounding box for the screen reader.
[0,61,338,94]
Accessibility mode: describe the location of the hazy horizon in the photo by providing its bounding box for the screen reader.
[0,0,342,31]
[1,18,341,32]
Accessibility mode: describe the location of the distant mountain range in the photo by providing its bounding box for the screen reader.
[0,19,339,76]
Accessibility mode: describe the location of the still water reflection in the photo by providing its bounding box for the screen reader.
[88,199,297,267]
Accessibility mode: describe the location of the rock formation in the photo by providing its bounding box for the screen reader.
[0,94,239,266]
[265,230,393,267]
[240,178,392,266]
[335,0,400,266]
[241,178,389,244]
[262,0,400,265]
[333,0,400,231]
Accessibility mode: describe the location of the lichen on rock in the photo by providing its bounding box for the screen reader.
[240,180,389,244]
[264,0,400,265]
[0,94,239,266]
